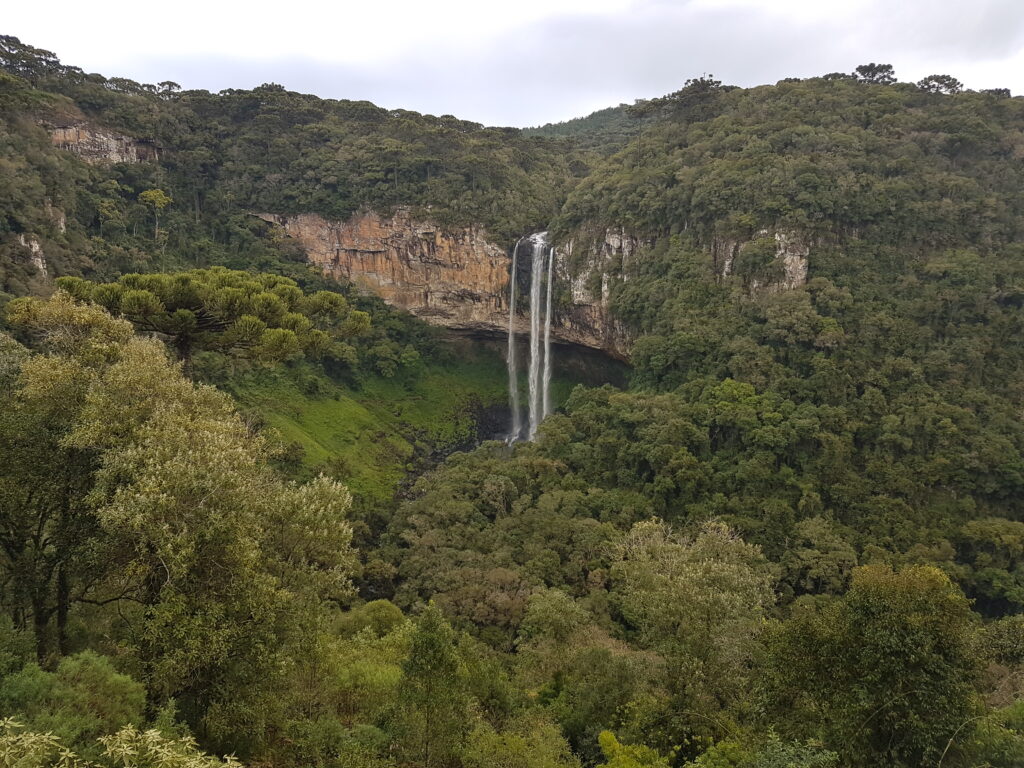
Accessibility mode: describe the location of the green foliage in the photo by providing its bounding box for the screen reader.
[223,342,512,508]
[0,618,33,676]
[0,294,358,757]
[0,718,240,768]
[854,63,896,84]
[917,74,964,94]
[463,713,581,768]
[3,35,1024,768]
[263,624,409,768]
[138,189,171,212]
[595,731,670,768]
[0,294,135,662]
[741,735,837,768]
[0,36,578,288]
[611,519,775,737]
[761,565,982,767]
[683,738,750,768]
[56,269,369,365]
[983,614,1024,665]
[524,105,651,156]
[393,605,470,768]
[518,589,590,644]
[138,189,172,239]
[956,518,1024,612]
[0,652,144,758]
[959,700,1024,768]
[336,601,406,639]
[558,77,1024,247]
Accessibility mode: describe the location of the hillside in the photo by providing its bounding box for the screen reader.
[523,103,647,155]
[0,33,587,301]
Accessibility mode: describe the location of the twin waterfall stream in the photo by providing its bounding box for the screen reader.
[506,232,555,442]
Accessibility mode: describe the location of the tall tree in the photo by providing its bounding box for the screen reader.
[917,74,963,94]
[0,296,134,661]
[2,293,357,753]
[612,519,775,701]
[854,63,896,84]
[394,604,470,768]
[611,519,776,754]
[138,189,172,240]
[761,565,982,767]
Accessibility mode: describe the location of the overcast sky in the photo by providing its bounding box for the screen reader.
[7,0,1024,126]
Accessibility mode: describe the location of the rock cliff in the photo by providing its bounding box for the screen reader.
[16,234,47,277]
[712,230,811,292]
[256,210,632,359]
[555,226,646,358]
[49,123,158,164]
[257,211,810,361]
[257,209,510,331]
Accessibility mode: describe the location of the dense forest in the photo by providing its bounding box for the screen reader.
[1,37,1024,768]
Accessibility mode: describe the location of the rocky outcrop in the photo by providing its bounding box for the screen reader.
[258,209,510,332]
[713,230,810,293]
[555,226,647,358]
[755,231,809,292]
[257,210,633,359]
[45,201,66,234]
[711,237,741,278]
[49,123,158,164]
[16,234,47,277]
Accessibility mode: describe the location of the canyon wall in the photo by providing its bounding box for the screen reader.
[258,210,811,362]
[257,209,508,332]
[712,230,811,292]
[256,209,633,359]
[556,226,645,358]
[48,123,158,164]
[3,201,66,286]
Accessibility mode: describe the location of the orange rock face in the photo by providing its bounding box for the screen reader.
[257,209,632,359]
[258,209,511,332]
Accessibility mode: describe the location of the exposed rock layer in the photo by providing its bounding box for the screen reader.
[258,209,509,330]
[16,234,47,277]
[49,123,158,164]
[258,211,811,362]
[712,230,811,292]
[257,210,632,359]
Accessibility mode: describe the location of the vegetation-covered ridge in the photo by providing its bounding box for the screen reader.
[0,32,583,303]
[554,70,1024,248]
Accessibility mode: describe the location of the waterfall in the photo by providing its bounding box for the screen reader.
[506,236,524,442]
[507,232,555,443]
[542,246,554,418]
[527,233,546,440]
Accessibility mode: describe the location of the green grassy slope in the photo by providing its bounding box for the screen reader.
[227,339,584,505]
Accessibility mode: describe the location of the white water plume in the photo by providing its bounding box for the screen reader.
[527,232,546,440]
[542,245,554,418]
[506,236,524,442]
[507,232,555,443]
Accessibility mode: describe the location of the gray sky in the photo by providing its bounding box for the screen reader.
[8,0,1024,126]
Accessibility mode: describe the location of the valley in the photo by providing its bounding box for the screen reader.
[1,34,1023,768]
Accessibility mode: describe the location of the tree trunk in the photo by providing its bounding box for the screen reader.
[56,565,69,656]
[31,591,50,664]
